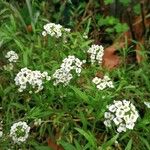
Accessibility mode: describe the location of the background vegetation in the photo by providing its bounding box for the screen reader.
[0,0,150,149]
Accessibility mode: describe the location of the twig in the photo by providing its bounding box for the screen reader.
[76,0,93,30]
[140,0,146,34]
[133,13,150,25]
[127,7,136,40]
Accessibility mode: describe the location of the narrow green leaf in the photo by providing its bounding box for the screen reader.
[75,128,96,148]
[139,136,150,150]
[101,134,119,149]
[70,86,89,102]
[10,103,25,110]
[85,18,91,34]
[3,2,27,28]
[14,39,24,51]
[59,141,76,150]
[25,0,33,21]
[35,146,52,150]
[125,139,132,150]
[74,139,83,150]
[23,50,28,66]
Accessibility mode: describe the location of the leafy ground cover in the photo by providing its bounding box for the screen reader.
[0,0,150,150]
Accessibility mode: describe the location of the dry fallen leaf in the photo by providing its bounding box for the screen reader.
[47,138,64,150]
[102,12,150,69]
[102,43,123,69]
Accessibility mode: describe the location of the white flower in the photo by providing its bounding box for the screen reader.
[123,115,130,123]
[106,81,114,88]
[104,112,114,121]
[108,105,116,112]
[144,102,150,108]
[114,101,123,108]
[14,68,51,93]
[129,113,139,122]
[0,120,3,138]
[0,131,3,138]
[42,31,47,36]
[121,105,130,112]
[83,32,88,39]
[115,109,125,118]
[34,119,42,126]
[10,121,30,144]
[42,22,70,38]
[104,112,112,119]
[130,103,136,111]
[3,63,14,71]
[122,99,130,106]
[104,100,139,133]
[96,83,106,90]
[82,60,86,63]
[75,68,81,75]
[117,123,126,133]
[126,122,135,129]
[113,117,122,125]
[75,58,83,67]
[52,55,84,86]
[92,77,101,85]
[5,50,19,63]
[87,44,104,64]
[104,120,111,127]
[92,75,114,90]
[64,28,71,33]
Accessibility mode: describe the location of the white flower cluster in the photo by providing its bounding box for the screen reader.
[92,75,114,90]
[34,118,42,126]
[104,100,139,133]
[83,32,88,39]
[3,63,14,71]
[53,55,85,86]
[87,44,104,64]
[14,68,51,93]
[42,22,71,38]
[10,121,30,144]
[5,50,19,63]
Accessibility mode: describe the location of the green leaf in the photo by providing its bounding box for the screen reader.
[0,8,8,16]
[133,4,141,15]
[119,0,131,6]
[70,86,89,102]
[139,136,150,150]
[104,0,114,5]
[106,28,115,33]
[101,134,119,149]
[27,107,52,119]
[59,141,76,150]
[35,146,53,150]
[30,140,53,150]
[115,23,129,33]
[23,50,28,66]
[14,39,24,51]
[10,14,16,30]
[3,2,27,28]
[3,86,14,96]
[98,16,119,26]
[125,139,132,150]
[75,128,97,148]
[85,18,91,34]
[25,0,33,21]
[74,139,83,150]
[79,111,87,130]
[10,103,25,110]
